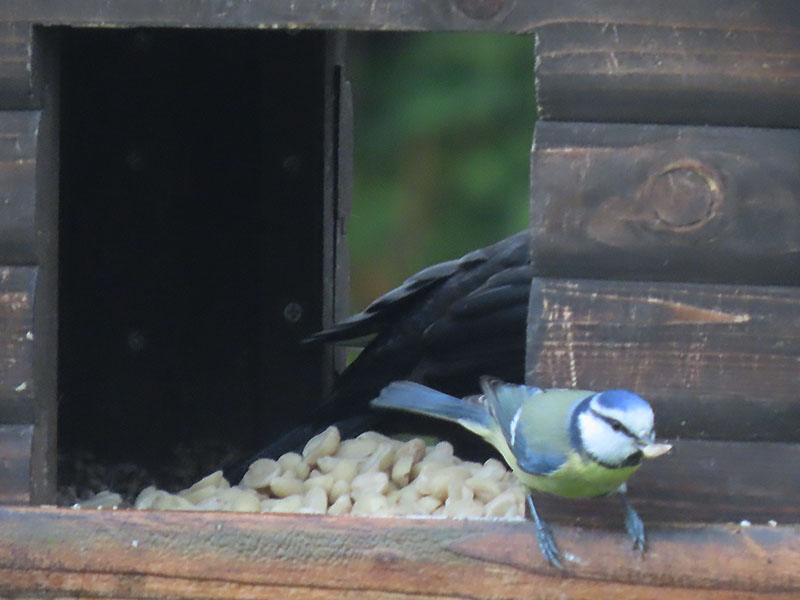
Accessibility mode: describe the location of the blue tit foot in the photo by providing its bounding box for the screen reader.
[535,519,564,570]
[526,494,564,569]
[619,492,646,554]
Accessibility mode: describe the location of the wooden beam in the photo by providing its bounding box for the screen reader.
[0,425,32,504]
[526,278,800,442]
[0,111,38,264]
[321,32,352,391]
[0,266,35,406]
[0,507,797,599]
[0,266,37,505]
[28,28,59,504]
[0,22,35,109]
[0,0,797,33]
[530,121,800,285]
[535,20,800,127]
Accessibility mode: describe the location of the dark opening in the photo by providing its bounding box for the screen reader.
[57,28,329,501]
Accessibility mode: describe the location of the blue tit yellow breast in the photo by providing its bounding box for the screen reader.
[511,449,640,498]
[466,418,641,498]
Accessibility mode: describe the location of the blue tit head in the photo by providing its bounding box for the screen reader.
[575,390,668,469]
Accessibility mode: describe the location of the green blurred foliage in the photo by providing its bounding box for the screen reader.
[346,32,535,311]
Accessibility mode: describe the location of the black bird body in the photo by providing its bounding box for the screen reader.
[310,230,532,408]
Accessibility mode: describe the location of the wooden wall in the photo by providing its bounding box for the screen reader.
[0,26,58,505]
[525,0,800,536]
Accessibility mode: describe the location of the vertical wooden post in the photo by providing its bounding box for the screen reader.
[321,31,352,394]
[29,27,60,504]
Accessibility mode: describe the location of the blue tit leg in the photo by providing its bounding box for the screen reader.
[619,492,646,553]
[525,493,564,569]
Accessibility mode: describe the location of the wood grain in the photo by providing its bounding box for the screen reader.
[527,277,800,442]
[0,266,35,406]
[1,0,797,33]
[0,506,797,599]
[530,121,800,284]
[0,425,32,504]
[0,111,38,264]
[0,22,35,108]
[535,20,800,127]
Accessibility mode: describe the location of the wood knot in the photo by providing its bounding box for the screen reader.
[452,0,509,19]
[641,160,723,232]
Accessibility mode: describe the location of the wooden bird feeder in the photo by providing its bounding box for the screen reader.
[1,2,799,598]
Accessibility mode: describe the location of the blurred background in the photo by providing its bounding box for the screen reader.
[346,32,536,311]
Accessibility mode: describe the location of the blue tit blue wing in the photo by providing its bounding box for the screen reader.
[371,381,493,432]
[479,377,591,475]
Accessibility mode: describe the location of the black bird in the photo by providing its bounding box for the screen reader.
[308,230,532,407]
[229,231,532,476]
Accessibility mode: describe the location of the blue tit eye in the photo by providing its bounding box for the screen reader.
[609,419,623,432]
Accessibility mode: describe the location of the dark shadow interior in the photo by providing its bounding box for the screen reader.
[57,27,330,498]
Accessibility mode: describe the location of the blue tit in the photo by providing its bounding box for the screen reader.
[371,376,671,569]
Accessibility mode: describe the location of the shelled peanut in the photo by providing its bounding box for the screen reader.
[80,426,526,519]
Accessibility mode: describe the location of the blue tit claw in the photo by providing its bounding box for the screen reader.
[619,492,646,554]
[526,494,564,569]
[535,518,565,569]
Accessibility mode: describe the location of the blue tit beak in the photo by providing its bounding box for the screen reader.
[640,440,672,459]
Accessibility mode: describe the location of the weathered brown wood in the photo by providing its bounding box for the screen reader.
[530,122,800,284]
[0,111,38,263]
[0,266,35,405]
[0,22,35,108]
[0,425,32,504]
[526,278,800,442]
[28,29,59,504]
[0,507,797,599]
[1,0,797,33]
[536,440,800,526]
[535,21,800,127]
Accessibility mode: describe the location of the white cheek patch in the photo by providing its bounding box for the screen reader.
[578,411,639,466]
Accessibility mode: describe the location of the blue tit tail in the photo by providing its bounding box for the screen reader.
[371,381,493,431]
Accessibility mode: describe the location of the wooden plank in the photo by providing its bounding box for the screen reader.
[526,278,800,442]
[530,122,800,284]
[28,29,58,504]
[1,0,798,33]
[0,507,797,599]
[0,22,35,108]
[536,440,800,526]
[321,32,352,391]
[535,21,800,127]
[4,0,526,30]
[0,425,32,504]
[0,111,38,264]
[0,266,35,404]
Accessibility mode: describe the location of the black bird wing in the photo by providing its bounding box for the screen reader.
[303,240,504,347]
[318,230,532,407]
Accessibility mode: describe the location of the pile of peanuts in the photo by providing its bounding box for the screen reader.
[76,426,526,519]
